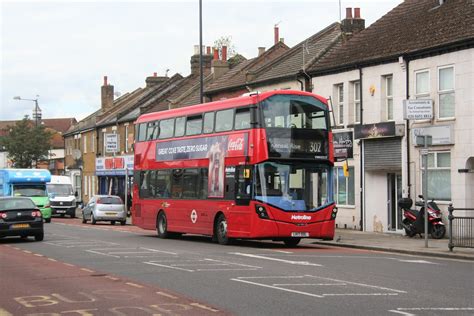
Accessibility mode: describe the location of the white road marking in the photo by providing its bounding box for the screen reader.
[86,247,177,258]
[231,278,324,298]
[190,302,220,312]
[396,259,439,264]
[125,282,144,288]
[156,291,178,299]
[144,258,261,272]
[144,261,194,272]
[232,275,406,298]
[388,307,474,315]
[231,252,323,267]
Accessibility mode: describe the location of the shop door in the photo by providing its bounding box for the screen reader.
[387,173,402,231]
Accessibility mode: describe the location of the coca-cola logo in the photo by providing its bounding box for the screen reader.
[228,137,244,151]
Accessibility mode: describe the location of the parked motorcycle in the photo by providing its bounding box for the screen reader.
[398,195,446,239]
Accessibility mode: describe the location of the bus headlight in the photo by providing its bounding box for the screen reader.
[255,205,269,219]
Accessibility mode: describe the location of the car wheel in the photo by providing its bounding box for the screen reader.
[111,221,116,225]
[120,220,126,226]
[20,235,28,239]
[45,218,51,223]
[215,213,232,245]
[70,209,76,218]
[283,238,301,247]
[91,214,96,225]
[156,212,169,238]
[35,232,44,241]
[82,214,87,224]
[60,214,65,218]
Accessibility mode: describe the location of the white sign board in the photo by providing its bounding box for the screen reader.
[105,133,119,153]
[412,125,453,145]
[403,99,433,120]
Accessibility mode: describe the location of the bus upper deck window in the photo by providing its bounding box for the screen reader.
[235,108,250,130]
[175,117,185,137]
[159,119,175,139]
[138,123,148,142]
[203,112,214,134]
[215,109,234,132]
[186,115,203,136]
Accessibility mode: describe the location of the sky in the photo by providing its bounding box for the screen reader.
[1,0,403,122]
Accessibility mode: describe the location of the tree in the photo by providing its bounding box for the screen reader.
[214,36,237,59]
[0,116,52,168]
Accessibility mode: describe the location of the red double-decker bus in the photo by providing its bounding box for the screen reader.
[132,90,336,246]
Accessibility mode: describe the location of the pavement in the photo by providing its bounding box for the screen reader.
[312,228,474,261]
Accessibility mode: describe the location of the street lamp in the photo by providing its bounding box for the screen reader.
[13,95,42,126]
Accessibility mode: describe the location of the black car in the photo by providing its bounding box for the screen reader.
[0,197,44,241]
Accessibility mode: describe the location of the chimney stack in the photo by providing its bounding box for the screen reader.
[346,7,352,19]
[146,73,168,88]
[191,45,212,75]
[222,46,227,61]
[258,47,266,56]
[274,25,279,45]
[354,7,361,19]
[101,76,114,110]
[341,7,365,35]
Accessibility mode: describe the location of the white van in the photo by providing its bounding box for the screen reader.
[47,175,77,218]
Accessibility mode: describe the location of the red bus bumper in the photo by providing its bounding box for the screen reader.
[228,203,336,241]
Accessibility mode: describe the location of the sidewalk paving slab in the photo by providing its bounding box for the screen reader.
[310,228,474,261]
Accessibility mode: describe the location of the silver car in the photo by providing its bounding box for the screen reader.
[81,195,126,225]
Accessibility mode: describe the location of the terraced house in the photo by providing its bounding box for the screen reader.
[307,0,474,232]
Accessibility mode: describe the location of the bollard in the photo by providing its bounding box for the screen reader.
[448,203,454,252]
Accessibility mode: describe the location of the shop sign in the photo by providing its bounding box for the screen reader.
[96,155,134,175]
[411,125,453,145]
[333,131,353,160]
[354,122,396,139]
[105,134,119,153]
[403,99,433,120]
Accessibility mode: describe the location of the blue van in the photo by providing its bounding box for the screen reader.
[0,169,52,223]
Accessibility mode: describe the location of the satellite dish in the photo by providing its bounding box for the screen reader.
[72,149,82,160]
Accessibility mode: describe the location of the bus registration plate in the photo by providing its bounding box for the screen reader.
[291,232,309,237]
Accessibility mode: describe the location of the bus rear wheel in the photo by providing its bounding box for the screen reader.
[157,212,169,239]
[215,214,231,245]
[283,238,301,247]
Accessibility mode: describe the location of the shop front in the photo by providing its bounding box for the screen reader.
[96,155,133,210]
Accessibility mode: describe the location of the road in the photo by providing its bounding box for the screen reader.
[1,218,473,316]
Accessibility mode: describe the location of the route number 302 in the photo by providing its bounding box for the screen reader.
[309,142,322,153]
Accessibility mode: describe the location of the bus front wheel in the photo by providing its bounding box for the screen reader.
[157,212,169,239]
[215,214,231,245]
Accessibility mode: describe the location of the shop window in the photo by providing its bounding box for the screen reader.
[333,166,355,205]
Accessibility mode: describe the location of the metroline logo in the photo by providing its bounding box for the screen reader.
[291,215,311,220]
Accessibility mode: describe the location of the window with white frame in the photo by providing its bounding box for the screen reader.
[333,166,355,205]
[354,81,361,123]
[90,132,95,153]
[385,75,394,121]
[415,70,430,99]
[83,134,87,153]
[336,84,344,125]
[422,151,451,201]
[438,66,454,118]
[125,125,129,153]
